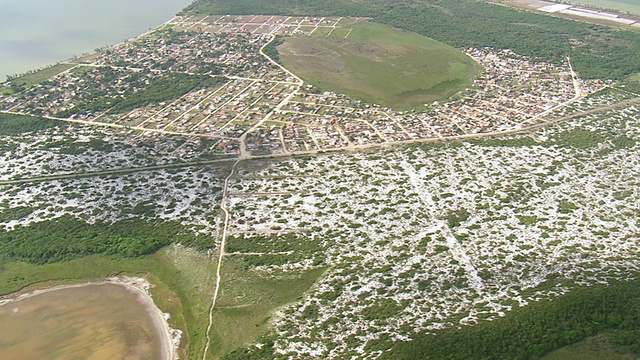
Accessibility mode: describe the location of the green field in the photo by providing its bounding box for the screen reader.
[566,0,640,16]
[8,63,74,86]
[2,63,74,95]
[543,334,637,360]
[278,21,481,110]
[0,244,324,360]
[209,259,324,358]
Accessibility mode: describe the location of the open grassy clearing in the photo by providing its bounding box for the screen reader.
[326,27,352,38]
[542,334,637,360]
[278,21,480,110]
[208,258,324,358]
[1,63,75,95]
[309,26,334,37]
[0,245,217,360]
[8,63,75,87]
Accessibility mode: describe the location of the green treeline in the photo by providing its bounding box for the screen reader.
[0,215,210,264]
[263,35,284,63]
[186,0,640,79]
[108,73,226,114]
[379,278,640,359]
[0,113,64,135]
[374,0,640,80]
[182,0,383,17]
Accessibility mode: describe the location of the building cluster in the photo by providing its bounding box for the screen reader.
[0,14,638,360]
[0,16,607,158]
[171,14,350,37]
[1,66,163,119]
[95,29,290,80]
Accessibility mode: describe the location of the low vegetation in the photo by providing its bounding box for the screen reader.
[278,21,480,109]
[55,72,225,118]
[1,1,639,358]
[210,259,324,358]
[0,113,64,135]
[543,333,639,360]
[108,73,226,114]
[0,215,211,264]
[3,63,75,93]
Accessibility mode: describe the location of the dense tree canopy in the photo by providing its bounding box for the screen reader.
[0,113,63,135]
[0,216,211,264]
[108,73,226,114]
[382,278,640,359]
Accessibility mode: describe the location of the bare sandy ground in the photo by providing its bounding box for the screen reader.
[0,276,178,360]
[492,0,640,27]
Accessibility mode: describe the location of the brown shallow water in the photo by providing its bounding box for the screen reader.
[0,283,164,360]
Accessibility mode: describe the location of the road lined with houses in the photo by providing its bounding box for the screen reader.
[2,95,638,187]
[2,15,620,160]
[2,14,639,186]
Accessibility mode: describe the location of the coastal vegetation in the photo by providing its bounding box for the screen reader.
[108,73,226,115]
[384,278,640,359]
[1,0,639,358]
[0,113,64,135]
[209,260,324,358]
[0,215,211,264]
[55,72,226,118]
[2,63,75,94]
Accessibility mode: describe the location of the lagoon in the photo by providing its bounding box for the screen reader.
[0,0,194,81]
[0,282,173,360]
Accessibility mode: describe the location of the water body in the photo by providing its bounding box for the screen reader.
[0,283,170,359]
[0,0,195,81]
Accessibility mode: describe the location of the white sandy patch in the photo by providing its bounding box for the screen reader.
[538,4,572,12]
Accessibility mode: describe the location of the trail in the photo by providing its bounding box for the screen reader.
[201,159,240,360]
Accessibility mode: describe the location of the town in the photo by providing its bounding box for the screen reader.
[0,15,611,159]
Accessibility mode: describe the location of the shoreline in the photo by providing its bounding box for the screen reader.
[0,0,195,80]
[0,276,178,360]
